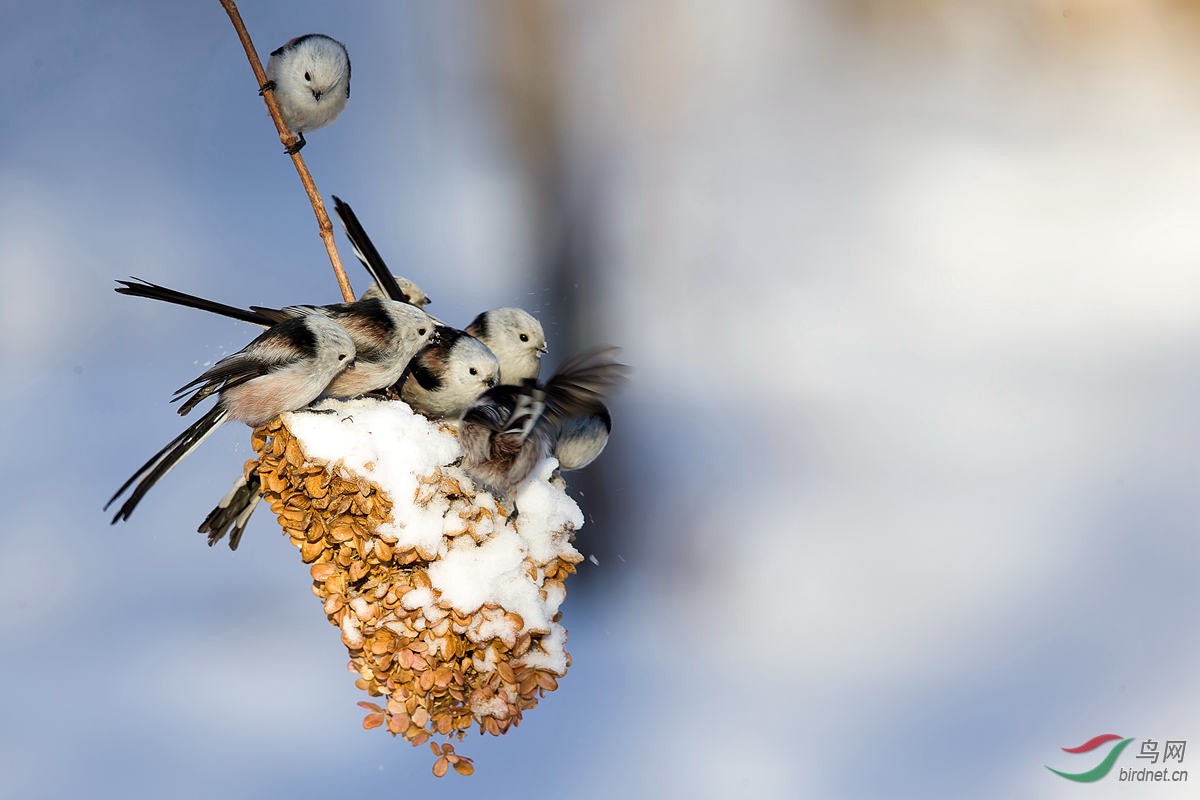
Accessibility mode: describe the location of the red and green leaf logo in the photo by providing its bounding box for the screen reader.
[1047,734,1135,782]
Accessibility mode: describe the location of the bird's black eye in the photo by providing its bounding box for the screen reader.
[519,333,529,342]
[469,367,478,376]
[304,71,312,82]
[338,353,348,361]
[418,327,427,336]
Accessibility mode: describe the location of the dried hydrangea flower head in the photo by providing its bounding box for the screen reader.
[250,398,585,770]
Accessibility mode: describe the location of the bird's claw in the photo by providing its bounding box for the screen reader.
[284,132,307,155]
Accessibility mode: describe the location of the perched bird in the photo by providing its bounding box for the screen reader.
[279,300,435,396]
[115,278,436,548]
[458,347,627,503]
[332,195,431,308]
[400,330,500,419]
[115,279,437,398]
[264,34,350,154]
[106,311,356,523]
[466,307,547,384]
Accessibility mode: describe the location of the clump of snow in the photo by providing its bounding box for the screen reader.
[427,535,535,618]
[286,398,459,558]
[520,622,569,675]
[399,586,433,610]
[513,459,585,564]
[470,695,511,719]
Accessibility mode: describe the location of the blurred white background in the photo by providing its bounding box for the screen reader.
[2,2,1198,797]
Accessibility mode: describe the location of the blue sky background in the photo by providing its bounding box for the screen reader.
[2,2,1199,798]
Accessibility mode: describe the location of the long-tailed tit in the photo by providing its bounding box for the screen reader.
[115,279,437,397]
[106,311,356,523]
[332,195,431,307]
[458,347,627,503]
[264,34,350,154]
[304,301,436,396]
[466,307,547,384]
[115,277,434,548]
[400,329,500,419]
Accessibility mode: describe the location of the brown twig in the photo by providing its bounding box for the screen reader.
[219,0,356,303]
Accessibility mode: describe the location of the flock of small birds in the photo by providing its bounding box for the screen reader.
[105,33,627,548]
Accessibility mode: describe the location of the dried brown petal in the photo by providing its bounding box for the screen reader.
[374,540,394,562]
[284,437,305,466]
[299,540,324,563]
[311,562,337,582]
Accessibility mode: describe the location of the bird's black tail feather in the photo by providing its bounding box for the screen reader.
[331,195,412,304]
[106,404,228,524]
[115,278,272,327]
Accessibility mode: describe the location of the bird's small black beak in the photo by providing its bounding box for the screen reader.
[484,376,497,389]
[311,90,323,101]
